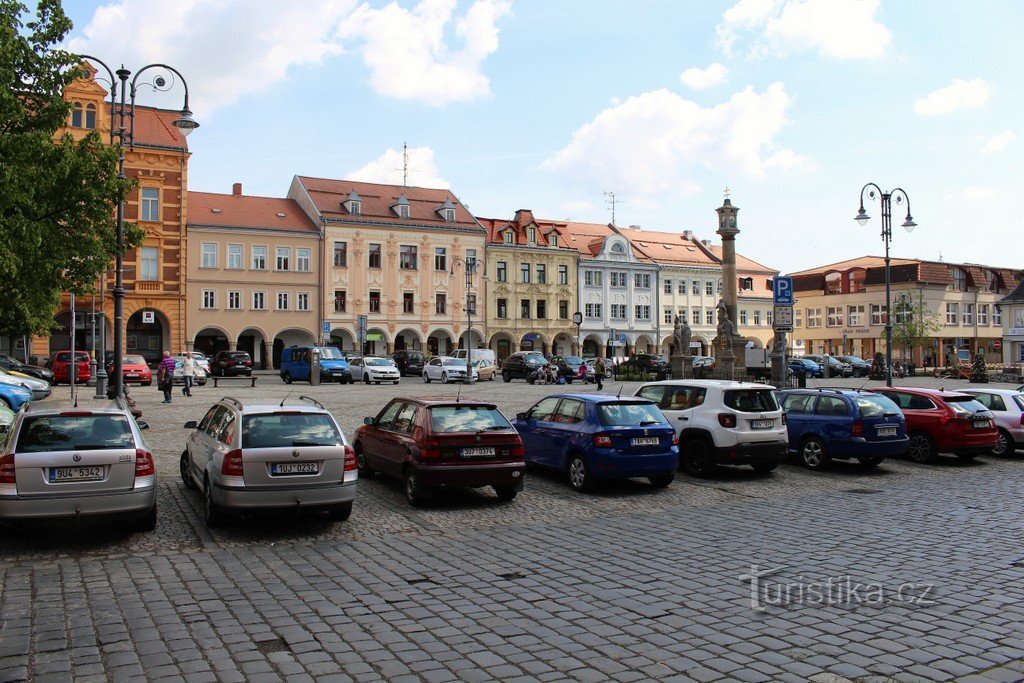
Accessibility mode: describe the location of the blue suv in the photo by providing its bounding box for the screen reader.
[778,389,908,469]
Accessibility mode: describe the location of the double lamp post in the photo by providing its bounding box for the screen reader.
[449,255,481,383]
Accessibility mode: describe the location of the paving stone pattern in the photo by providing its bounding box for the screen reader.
[1,375,1023,681]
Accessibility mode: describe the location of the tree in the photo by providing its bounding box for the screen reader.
[891,295,943,367]
[0,0,139,336]
[970,350,989,384]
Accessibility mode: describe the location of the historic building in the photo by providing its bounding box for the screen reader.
[997,280,1024,365]
[186,184,321,369]
[476,210,580,359]
[288,177,487,356]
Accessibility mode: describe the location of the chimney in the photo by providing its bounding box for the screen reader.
[701,239,712,247]
[513,209,534,226]
[232,182,242,196]
[628,224,641,230]
[682,230,693,240]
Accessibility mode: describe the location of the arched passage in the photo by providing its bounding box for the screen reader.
[635,334,655,355]
[427,329,453,356]
[365,328,390,356]
[520,332,547,354]
[394,328,422,352]
[273,327,317,369]
[488,332,515,361]
[552,332,575,356]
[238,326,268,370]
[582,334,603,358]
[126,308,170,367]
[329,328,355,352]
[194,326,230,359]
[458,329,485,351]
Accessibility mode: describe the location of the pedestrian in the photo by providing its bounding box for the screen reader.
[158,351,176,403]
[594,357,607,391]
[181,354,195,397]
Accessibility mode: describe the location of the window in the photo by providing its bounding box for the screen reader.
[349,200,361,216]
[634,273,650,288]
[585,270,602,287]
[442,208,455,222]
[369,291,381,313]
[740,310,748,325]
[201,290,216,309]
[848,270,866,293]
[397,204,410,219]
[296,248,311,272]
[252,291,266,310]
[893,299,912,324]
[403,292,414,314]
[848,305,865,326]
[466,249,477,268]
[753,311,761,326]
[664,279,673,294]
[276,292,289,311]
[613,272,629,287]
[794,308,802,328]
[297,292,310,311]
[504,231,513,244]
[585,303,602,318]
[536,264,546,284]
[333,242,348,267]
[705,281,714,296]
[963,303,975,325]
[664,307,674,324]
[434,248,446,271]
[496,262,507,282]
[952,267,968,291]
[435,293,446,314]
[766,310,772,326]
[275,247,290,271]
[521,299,531,319]
[227,291,241,310]
[399,245,417,270]
[678,281,687,295]
[559,301,569,319]
[536,300,547,319]
[201,243,217,269]
[71,102,82,127]
[550,234,558,248]
[870,304,886,325]
[140,246,158,281]
[85,103,96,129]
[334,290,346,313]
[368,243,381,268]
[979,304,990,326]
[252,246,267,270]
[705,310,714,325]
[740,277,754,291]
[826,306,842,327]
[611,304,627,320]
[986,270,1000,293]
[520,263,531,283]
[528,227,536,244]
[635,305,650,320]
[558,265,568,285]
[140,188,159,222]
[227,244,242,270]
[497,298,507,318]
[994,306,1003,326]
[946,302,959,325]
[807,308,822,328]
[692,280,700,295]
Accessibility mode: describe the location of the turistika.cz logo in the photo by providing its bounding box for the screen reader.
[738,564,937,612]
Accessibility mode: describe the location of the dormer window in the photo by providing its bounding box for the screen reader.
[436,197,456,222]
[503,231,513,244]
[550,234,558,248]
[986,269,1000,292]
[952,267,968,291]
[825,272,841,295]
[71,102,83,127]
[399,205,409,218]
[391,194,410,219]
[739,277,754,291]
[350,201,361,215]
[528,227,536,245]
[343,190,361,215]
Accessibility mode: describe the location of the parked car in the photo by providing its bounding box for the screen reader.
[870,387,997,462]
[618,353,672,379]
[355,398,525,505]
[391,350,426,377]
[172,359,208,386]
[692,356,715,369]
[960,388,1024,456]
[547,355,593,383]
[789,358,823,379]
[349,356,401,384]
[0,400,156,531]
[210,351,253,377]
[501,351,547,382]
[184,351,211,374]
[0,403,14,431]
[0,369,51,401]
[512,394,677,492]
[777,389,907,469]
[804,355,853,378]
[109,354,153,386]
[48,350,91,385]
[0,353,53,384]
[280,346,352,384]
[422,356,479,384]
[635,380,788,477]
[182,396,355,525]
[837,355,872,378]
[0,383,33,412]
[474,359,498,381]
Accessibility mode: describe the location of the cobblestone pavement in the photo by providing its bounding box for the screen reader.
[2,374,1023,681]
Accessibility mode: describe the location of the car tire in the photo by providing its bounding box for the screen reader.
[567,453,595,492]
[992,428,1014,457]
[681,440,715,478]
[327,502,353,522]
[134,504,157,533]
[859,456,884,467]
[203,478,224,528]
[489,374,495,381]
[906,431,937,463]
[800,437,830,470]
[374,381,381,385]
[502,372,511,383]
[349,378,356,385]
[355,445,374,477]
[180,451,195,490]
[648,473,674,488]
[363,375,371,385]
[404,468,430,507]
[423,373,431,383]
[441,372,449,384]
[142,381,152,387]
[283,372,293,384]
[494,485,518,502]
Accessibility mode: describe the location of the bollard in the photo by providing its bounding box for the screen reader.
[310,348,321,386]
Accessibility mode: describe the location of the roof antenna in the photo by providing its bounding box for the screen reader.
[456,382,462,404]
[280,389,294,407]
[616,384,622,399]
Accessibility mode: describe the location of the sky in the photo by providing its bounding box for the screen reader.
[57,0,1023,274]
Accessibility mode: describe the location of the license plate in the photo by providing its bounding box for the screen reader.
[876,426,897,437]
[751,419,774,429]
[631,437,660,446]
[460,447,495,457]
[49,466,104,482]
[974,420,991,429]
[270,462,319,475]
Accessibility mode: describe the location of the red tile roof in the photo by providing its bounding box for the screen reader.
[132,106,189,151]
[614,229,720,267]
[188,192,319,233]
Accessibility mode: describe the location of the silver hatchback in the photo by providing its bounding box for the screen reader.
[0,401,157,531]
[181,396,357,526]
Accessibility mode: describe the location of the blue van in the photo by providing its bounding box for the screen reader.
[280,346,353,384]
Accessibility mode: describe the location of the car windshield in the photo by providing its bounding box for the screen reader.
[429,406,512,433]
[945,397,989,414]
[524,353,545,364]
[563,356,584,365]
[597,401,667,426]
[366,358,391,367]
[16,415,134,452]
[844,356,867,364]
[855,395,901,417]
[724,390,779,412]
[124,355,147,364]
[317,347,344,359]
[443,358,467,366]
[242,413,341,448]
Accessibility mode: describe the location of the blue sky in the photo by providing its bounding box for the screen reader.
[59,0,1022,274]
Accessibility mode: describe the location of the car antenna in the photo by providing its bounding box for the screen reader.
[280,389,294,407]
[456,383,462,403]
[616,385,622,399]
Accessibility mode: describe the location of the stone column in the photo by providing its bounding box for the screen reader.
[716,197,740,328]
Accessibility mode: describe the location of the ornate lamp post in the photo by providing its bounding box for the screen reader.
[855,183,916,387]
[79,56,199,398]
[572,311,583,356]
[450,255,481,383]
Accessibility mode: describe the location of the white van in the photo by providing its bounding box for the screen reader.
[453,349,497,365]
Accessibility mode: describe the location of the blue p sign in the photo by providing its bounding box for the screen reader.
[773,277,794,305]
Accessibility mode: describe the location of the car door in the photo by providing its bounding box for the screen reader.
[188,405,224,481]
[812,395,851,442]
[549,398,588,467]
[516,397,562,466]
[655,385,705,435]
[350,357,364,381]
[780,393,815,447]
[427,357,442,381]
[364,401,403,474]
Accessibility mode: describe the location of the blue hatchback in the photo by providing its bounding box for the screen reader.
[512,394,678,492]
[789,358,824,378]
[0,383,32,412]
[778,389,908,469]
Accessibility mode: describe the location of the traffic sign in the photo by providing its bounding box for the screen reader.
[773,277,794,305]
[619,333,627,345]
[773,304,794,331]
[322,321,330,333]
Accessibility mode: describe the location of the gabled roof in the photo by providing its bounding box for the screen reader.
[999,278,1024,305]
[704,245,778,275]
[187,192,319,233]
[132,106,190,151]
[613,228,720,268]
[787,256,916,276]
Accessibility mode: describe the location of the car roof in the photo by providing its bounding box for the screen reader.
[872,386,975,399]
[640,379,776,389]
[961,388,1023,396]
[780,388,876,396]
[218,396,330,413]
[23,400,130,416]
[544,393,651,404]
[399,397,496,407]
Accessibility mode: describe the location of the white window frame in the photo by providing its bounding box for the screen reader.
[140,187,160,222]
[252,246,267,270]
[275,247,290,271]
[227,244,243,270]
[276,292,290,311]
[296,248,311,272]
[140,246,159,281]
[297,292,310,311]
[252,291,266,310]
[227,290,241,310]
[201,243,217,269]
[946,302,959,325]
[201,289,216,310]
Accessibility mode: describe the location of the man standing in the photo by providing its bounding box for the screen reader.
[181,354,195,397]
[158,351,176,403]
[594,356,607,391]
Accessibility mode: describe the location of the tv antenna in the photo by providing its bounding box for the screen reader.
[604,191,618,225]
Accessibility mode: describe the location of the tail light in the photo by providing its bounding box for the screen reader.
[718,413,737,428]
[851,420,863,437]
[221,448,243,476]
[510,441,526,459]
[672,433,679,445]
[1020,414,1024,427]
[343,445,357,472]
[593,433,613,448]
[421,440,442,460]
[781,413,787,425]
[0,454,14,483]
[226,360,236,367]
[135,449,155,477]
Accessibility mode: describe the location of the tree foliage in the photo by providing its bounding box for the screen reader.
[891,296,943,362]
[0,0,138,336]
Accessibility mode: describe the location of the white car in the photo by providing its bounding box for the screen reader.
[422,357,479,384]
[961,388,1024,456]
[176,352,211,374]
[349,357,401,385]
[172,360,208,386]
[0,369,51,401]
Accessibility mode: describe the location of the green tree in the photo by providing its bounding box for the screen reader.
[0,0,139,336]
[891,295,942,366]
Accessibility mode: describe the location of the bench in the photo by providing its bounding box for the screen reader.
[211,375,258,388]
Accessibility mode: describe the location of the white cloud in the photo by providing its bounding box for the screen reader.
[541,84,813,202]
[981,131,1016,154]
[914,78,991,116]
[345,146,450,188]
[717,0,890,59]
[964,186,995,200]
[338,0,512,106]
[679,63,729,90]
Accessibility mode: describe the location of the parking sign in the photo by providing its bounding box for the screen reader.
[773,277,794,305]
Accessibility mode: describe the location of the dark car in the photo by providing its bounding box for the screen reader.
[210,351,253,377]
[778,389,908,469]
[501,351,547,382]
[354,398,525,506]
[870,387,997,462]
[392,350,426,376]
[618,353,671,379]
[549,355,593,383]
[789,358,823,378]
[0,354,53,384]
[804,355,853,378]
[837,355,872,378]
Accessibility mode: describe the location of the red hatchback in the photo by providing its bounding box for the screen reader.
[355,398,526,506]
[117,355,153,386]
[871,387,997,462]
[48,351,91,385]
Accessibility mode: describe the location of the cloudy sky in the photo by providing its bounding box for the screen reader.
[61,0,1021,273]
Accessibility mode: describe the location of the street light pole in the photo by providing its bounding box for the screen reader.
[855,183,916,387]
[79,56,199,399]
[450,256,480,383]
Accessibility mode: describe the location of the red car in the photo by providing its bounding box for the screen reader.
[117,354,153,386]
[354,397,526,506]
[871,387,997,462]
[48,351,91,385]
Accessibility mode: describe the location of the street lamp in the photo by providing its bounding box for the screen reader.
[572,311,583,355]
[855,183,916,387]
[450,255,481,383]
[80,56,198,399]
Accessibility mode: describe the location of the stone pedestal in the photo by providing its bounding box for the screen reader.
[671,354,693,379]
[770,331,787,387]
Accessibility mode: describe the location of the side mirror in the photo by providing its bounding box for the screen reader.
[516,412,528,421]
[137,420,150,430]
[363,417,374,426]
[183,420,198,429]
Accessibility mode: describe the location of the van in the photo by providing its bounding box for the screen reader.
[453,349,496,365]
[280,346,353,384]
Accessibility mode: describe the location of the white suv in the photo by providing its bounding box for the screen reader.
[635,380,788,477]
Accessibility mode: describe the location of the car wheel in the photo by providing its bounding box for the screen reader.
[423,373,431,383]
[203,479,224,528]
[502,372,511,383]
[349,378,356,385]
[494,485,518,502]
[283,372,293,384]
[180,451,195,490]
[134,504,157,533]
[800,437,830,470]
[374,381,381,385]
[327,502,353,522]
[859,456,884,467]
[355,445,374,477]
[567,454,595,492]
[489,374,495,381]
[363,375,371,385]
[906,431,937,463]
[681,440,715,478]
[648,473,674,488]
[992,428,1014,457]
[404,468,430,507]
[142,381,152,387]
[441,372,449,384]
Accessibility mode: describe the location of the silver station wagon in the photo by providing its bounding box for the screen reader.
[0,401,157,531]
[181,396,357,526]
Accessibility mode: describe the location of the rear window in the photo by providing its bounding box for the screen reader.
[57,352,89,363]
[429,406,512,433]
[241,413,342,448]
[124,355,147,364]
[225,352,250,361]
[524,354,546,364]
[597,402,667,427]
[855,395,901,417]
[1014,395,1024,412]
[724,390,779,412]
[17,415,134,452]
[945,397,988,415]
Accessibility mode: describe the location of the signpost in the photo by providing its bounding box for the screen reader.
[357,315,367,354]
[772,277,795,386]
